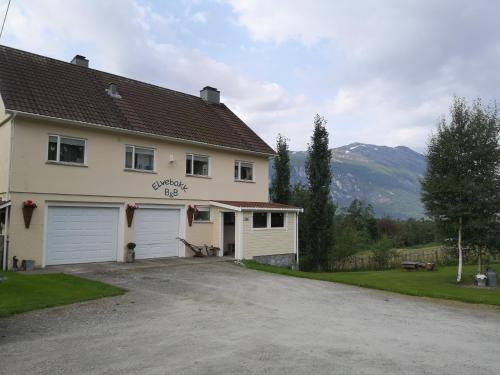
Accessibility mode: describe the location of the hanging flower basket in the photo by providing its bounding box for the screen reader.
[187,205,198,227]
[22,200,37,229]
[126,203,138,227]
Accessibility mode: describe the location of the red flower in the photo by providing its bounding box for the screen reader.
[23,200,37,208]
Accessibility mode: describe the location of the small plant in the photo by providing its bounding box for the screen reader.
[23,200,37,208]
[127,242,136,250]
[127,203,138,210]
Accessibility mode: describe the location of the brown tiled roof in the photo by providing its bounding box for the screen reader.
[212,200,302,210]
[0,45,275,155]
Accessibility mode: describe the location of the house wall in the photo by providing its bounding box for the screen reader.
[6,192,223,266]
[9,117,270,201]
[242,212,297,259]
[4,116,302,268]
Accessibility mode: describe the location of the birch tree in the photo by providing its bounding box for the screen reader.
[421,97,500,283]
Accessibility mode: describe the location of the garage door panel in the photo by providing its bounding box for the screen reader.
[134,209,180,259]
[46,207,119,265]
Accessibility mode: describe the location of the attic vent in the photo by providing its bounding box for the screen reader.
[106,83,121,99]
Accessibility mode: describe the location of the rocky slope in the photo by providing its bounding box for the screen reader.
[272,143,427,219]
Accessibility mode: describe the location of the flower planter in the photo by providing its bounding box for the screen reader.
[186,205,198,227]
[22,201,37,229]
[126,207,135,227]
[126,204,137,227]
[126,242,136,263]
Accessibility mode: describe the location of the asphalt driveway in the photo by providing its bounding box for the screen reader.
[1,261,499,375]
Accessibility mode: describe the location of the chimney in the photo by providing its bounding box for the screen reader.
[200,86,220,104]
[70,55,89,68]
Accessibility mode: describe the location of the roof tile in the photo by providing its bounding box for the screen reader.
[0,46,275,155]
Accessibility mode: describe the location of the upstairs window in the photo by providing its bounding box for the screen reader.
[186,154,209,176]
[234,161,254,181]
[125,145,155,171]
[193,206,211,222]
[48,135,86,164]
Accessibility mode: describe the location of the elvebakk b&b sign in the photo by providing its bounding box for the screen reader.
[152,178,188,198]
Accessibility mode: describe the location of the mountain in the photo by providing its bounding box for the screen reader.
[271,143,427,219]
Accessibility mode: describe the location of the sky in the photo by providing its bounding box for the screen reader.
[1,0,499,152]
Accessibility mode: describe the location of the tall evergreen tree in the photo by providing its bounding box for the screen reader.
[271,134,291,204]
[304,115,334,270]
[421,97,500,282]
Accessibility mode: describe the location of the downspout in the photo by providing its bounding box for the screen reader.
[3,112,16,270]
[2,205,9,270]
[7,112,16,201]
[295,212,299,268]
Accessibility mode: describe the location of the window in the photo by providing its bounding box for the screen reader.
[125,145,155,171]
[48,135,86,164]
[253,212,286,229]
[186,154,209,176]
[252,212,268,228]
[271,213,285,228]
[193,206,211,222]
[234,161,254,181]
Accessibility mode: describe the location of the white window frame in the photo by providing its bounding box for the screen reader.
[252,212,287,230]
[186,153,211,177]
[47,134,87,166]
[193,206,211,223]
[125,144,156,172]
[234,160,255,182]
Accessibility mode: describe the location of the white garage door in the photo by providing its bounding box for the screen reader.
[134,208,180,259]
[46,206,119,265]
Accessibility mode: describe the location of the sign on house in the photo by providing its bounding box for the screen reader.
[152,178,189,198]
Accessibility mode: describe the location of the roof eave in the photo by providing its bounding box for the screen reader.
[209,201,303,213]
[7,109,276,157]
[0,201,12,210]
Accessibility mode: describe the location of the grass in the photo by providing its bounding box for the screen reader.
[243,261,500,306]
[0,272,126,317]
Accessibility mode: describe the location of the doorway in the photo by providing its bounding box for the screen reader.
[222,212,235,257]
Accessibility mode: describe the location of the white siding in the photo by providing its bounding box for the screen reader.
[242,212,296,259]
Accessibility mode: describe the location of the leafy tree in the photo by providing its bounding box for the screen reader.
[303,115,335,270]
[342,199,378,240]
[421,97,500,282]
[270,134,292,204]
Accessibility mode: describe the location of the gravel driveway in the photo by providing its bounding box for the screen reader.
[1,261,499,375]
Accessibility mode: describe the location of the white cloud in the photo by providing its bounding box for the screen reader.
[227,0,500,150]
[1,0,310,150]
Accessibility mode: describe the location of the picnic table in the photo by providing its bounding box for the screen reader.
[401,261,435,271]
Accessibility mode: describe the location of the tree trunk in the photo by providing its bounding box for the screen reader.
[457,217,463,283]
[478,247,482,274]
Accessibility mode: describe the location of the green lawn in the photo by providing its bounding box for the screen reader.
[243,261,500,306]
[0,272,126,317]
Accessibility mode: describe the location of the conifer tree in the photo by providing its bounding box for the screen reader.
[271,134,291,204]
[304,115,334,270]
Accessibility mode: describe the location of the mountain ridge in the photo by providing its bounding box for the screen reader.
[272,142,427,219]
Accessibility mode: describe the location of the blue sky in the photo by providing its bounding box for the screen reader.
[1,0,499,152]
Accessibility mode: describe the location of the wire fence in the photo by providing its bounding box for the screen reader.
[331,247,500,272]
